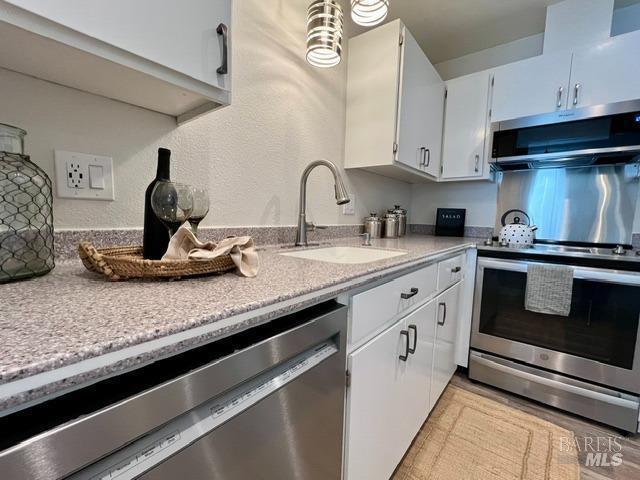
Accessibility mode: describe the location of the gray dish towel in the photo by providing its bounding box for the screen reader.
[525,263,574,316]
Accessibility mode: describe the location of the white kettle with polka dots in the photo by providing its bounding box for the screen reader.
[499,209,537,248]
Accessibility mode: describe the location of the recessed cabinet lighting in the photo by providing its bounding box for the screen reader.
[306,0,344,68]
[351,0,389,27]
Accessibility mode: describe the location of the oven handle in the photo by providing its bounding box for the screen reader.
[472,354,640,410]
[478,257,640,286]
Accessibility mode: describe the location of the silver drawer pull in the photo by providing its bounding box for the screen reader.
[556,86,564,108]
[573,83,581,106]
[450,266,461,273]
[401,288,419,299]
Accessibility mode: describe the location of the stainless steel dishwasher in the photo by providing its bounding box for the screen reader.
[0,301,347,480]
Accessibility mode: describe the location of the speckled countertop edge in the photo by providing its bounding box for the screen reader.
[1,235,476,412]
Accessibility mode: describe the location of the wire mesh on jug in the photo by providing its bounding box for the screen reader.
[0,151,54,283]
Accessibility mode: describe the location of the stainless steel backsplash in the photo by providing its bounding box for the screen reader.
[495,164,640,245]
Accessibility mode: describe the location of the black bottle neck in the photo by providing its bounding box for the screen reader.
[156,148,171,181]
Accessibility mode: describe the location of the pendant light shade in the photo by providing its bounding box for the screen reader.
[306,0,344,68]
[351,0,389,27]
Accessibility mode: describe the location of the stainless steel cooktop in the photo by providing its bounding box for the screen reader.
[477,241,640,263]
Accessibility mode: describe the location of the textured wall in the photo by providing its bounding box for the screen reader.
[0,0,410,230]
[410,181,498,227]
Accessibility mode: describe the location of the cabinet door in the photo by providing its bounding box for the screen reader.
[396,27,445,177]
[430,283,461,410]
[6,0,231,90]
[441,72,491,179]
[403,300,437,431]
[569,30,640,109]
[491,51,572,122]
[345,321,409,480]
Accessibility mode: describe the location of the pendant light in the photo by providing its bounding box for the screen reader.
[306,0,344,68]
[351,0,389,27]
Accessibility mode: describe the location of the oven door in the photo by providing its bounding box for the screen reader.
[471,257,640,393]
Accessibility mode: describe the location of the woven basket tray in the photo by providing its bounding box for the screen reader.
[78,242,236,281]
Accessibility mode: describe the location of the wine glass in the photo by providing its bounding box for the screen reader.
[189,187,210,237]
[150,181,193,240]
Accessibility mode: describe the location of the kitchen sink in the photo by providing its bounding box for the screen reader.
[280,246,407,264]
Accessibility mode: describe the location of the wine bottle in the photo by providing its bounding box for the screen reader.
[143,148,171,259]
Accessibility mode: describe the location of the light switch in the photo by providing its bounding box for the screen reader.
[54,150,115,200]
[89,165,105,189]
[342,193,356,215]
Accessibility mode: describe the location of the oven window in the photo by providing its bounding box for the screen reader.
[479,268,640,369]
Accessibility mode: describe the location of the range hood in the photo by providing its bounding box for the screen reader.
[489,99,640,171]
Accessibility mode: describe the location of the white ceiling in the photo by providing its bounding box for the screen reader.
[345,0,640,64]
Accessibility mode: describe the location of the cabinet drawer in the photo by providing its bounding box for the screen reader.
[437,253,465,291]
[351,264,437,345]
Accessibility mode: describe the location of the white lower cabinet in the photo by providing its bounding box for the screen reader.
[401,300,437,434]
[345,300,436,480]
[430,282,461,410]
[344,254,471,480]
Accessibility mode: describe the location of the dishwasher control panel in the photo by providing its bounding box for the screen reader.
[72,342,337,480]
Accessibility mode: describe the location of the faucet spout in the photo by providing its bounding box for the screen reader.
[295,160,351,247]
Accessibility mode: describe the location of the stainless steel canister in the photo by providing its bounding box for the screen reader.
[382,213,399,238]
[364,213,382,238]
[388,205,407,236]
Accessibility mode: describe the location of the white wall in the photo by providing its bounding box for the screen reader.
[435,34,544,81]
[1,0,410,230]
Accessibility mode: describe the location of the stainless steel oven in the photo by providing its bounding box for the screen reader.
[470,255,640,431]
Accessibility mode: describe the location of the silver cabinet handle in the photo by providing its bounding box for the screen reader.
[401,287,419,299]
[438,302,447,326]
[573,83,581,106]
[425,148,431,167]
[556,86,564,108]
[474,154,480,173]
[407,324,417,354]
[418,147,426,167]
[399,330,410,361]
[451,266,461,273]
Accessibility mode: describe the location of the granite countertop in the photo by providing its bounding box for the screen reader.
[0,235,476,413]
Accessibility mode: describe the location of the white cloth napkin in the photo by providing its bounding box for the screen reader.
[162,224,259,277]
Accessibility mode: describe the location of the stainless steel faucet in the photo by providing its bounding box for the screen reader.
[295,160,350,246]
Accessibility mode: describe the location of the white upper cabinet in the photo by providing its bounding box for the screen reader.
[0,0,231,122]
[568,30,640,109]
[344,20,445,183]
[396,28,445,178]
[491,51,573,122]
[440,71,492,180]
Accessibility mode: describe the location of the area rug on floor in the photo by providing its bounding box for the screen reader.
[393,385,580,480]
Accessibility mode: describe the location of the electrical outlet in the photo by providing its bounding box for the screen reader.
[342,193,356,215]
[55,150,115,200]
[66,161,88,189]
